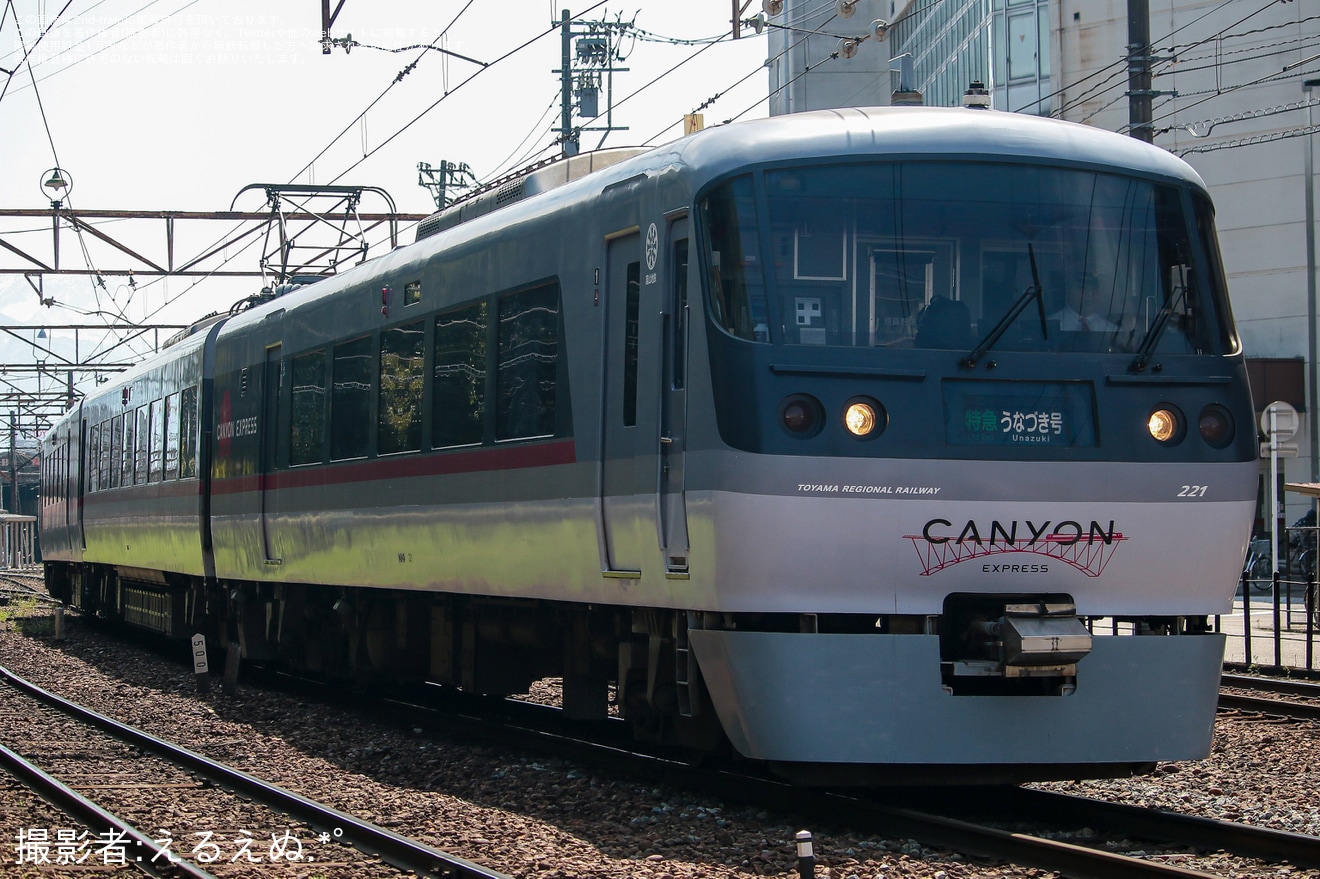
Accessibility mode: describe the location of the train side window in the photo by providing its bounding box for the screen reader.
[379,320,425,454]
[672,239,688,390]
[86,424,99,493]
[179,387,198,479]
[121,412,135,487]
[331,336,372,460]
[432,302,487,448]
[496,283,559,441]
[290,350,327,465]
[98,422,107,493]
[98,421,109,490]
[148,400,165,483]
[164,393,180,480]
[624,262,641,427]
[135,406,150,485]
[110,415,124,488]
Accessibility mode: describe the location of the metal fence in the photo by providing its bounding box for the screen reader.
[1221,523,1319,675]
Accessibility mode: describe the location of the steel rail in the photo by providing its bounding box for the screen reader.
[361,692,1226,878]
[0,665,511,879]
[999,787,1320,870]
[1222,672,1320,699]
[0,742,220,879]
[1218,692,1320,721]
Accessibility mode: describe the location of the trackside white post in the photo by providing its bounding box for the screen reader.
[796,830,814,878]
[191,632,211,694]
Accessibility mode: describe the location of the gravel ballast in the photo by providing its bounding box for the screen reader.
[2,600,1318,878]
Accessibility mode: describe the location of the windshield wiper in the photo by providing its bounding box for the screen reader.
[1129,275,1187,372]
[964,243,1048,367]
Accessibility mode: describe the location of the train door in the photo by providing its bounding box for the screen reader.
[260,344,282,564]
[658,220,690,576]
[599,229,645,577]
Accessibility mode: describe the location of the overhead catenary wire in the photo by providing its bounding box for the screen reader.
[324,1,610,187]
[135,3,608,327]
[0,0,119,68]
[1019,0,1250,116]
[132,0,492,327]
[8,6,149,363]
[0,0,204,99]
[0,0,74,103]
[1047,0,1301,123]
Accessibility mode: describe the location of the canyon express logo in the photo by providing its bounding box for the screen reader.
[907,518,1126,578]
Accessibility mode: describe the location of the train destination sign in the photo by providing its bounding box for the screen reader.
[944,380,1096,447]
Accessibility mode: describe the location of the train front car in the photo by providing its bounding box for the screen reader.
[679,108,1256,785]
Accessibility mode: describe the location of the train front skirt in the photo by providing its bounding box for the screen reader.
[689,629,1223,783]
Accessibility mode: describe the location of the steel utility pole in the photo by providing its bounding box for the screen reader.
[8,413,16,515]
[1126,0,1153,143]
[560,10,578,157]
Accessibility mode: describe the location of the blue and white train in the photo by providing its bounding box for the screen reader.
[40,106,1256,784]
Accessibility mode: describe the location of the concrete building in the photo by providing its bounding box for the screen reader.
[766,0,1320,530]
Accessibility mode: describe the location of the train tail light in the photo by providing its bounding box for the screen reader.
[779,394,824,437]
[1198,404,1234,448]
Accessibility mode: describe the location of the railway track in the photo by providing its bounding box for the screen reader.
[0,569,60,605]
[0,664,511,879]
[11,605,1320,878]
[350,683,1320,879]
[1219,672,1320,721]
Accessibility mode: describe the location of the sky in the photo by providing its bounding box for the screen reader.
[0,0,774,415]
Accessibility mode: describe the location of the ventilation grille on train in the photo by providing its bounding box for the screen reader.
[495,180,526,205]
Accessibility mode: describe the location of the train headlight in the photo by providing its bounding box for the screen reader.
[1198,404,1234,448]
[1147,406,1182,445]
[779,394,824,438]
[843,397,885,439]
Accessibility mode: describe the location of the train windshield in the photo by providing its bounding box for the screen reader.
[700,162,1233,355]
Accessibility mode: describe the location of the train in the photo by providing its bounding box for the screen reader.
[39,105,1256,785]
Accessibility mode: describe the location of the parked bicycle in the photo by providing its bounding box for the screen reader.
[1242,536,1273,591]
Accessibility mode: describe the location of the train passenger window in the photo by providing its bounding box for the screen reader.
[164,393,180,480]
[379,321,425,454]
[110,415,123,488]
[98,421,109,490]
[179,387,198,479]
[701,175,768,342]
[135,406,149,485]
[290,351,327,465]
[331,336,372,460]
[87,424,99,493]
[432,302,487,448]
[148,400,164,483]
[121,413,135,487]
[496,284,559,440]
[624,262,641,427]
